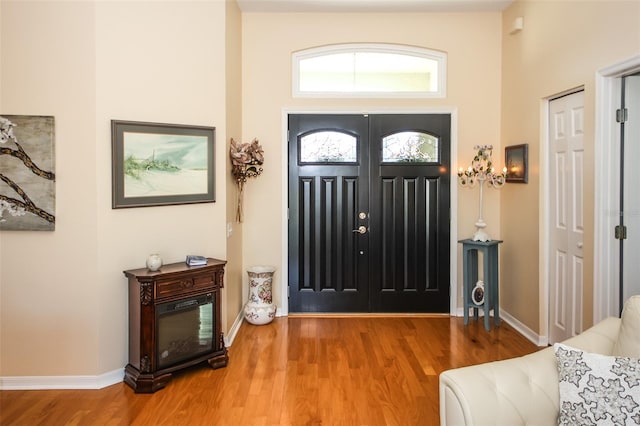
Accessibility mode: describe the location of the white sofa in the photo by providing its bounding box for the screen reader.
[439,296,640,426]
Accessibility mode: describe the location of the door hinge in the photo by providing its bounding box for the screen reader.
[616,108,628,123]
[615,225,627,240]
[288,286,290,298]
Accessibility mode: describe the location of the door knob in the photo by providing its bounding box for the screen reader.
[577,242,583,248]
[352,226,367,234]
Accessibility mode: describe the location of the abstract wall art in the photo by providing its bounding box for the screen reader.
[0,115,55,231]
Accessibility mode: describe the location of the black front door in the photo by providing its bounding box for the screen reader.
[288,114,450,313]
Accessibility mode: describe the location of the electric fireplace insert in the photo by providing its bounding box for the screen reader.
[156,293,214,369]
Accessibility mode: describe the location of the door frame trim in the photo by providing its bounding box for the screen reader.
[280,107,459,316]
[594,54,640,321]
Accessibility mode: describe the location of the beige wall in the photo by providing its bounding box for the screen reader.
[500,0,640,335]
[241,11,504,313]
[1,1,230,376]
[1,1,99,375]
[4,0,634,380]
[225,0,244,335]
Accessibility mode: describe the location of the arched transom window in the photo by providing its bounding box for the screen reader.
[293,44,446,98]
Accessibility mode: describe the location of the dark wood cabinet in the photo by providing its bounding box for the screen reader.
[123,258,228,393]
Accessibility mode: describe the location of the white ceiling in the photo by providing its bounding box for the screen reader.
[237,0,514,13]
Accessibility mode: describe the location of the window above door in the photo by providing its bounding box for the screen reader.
[292,44,447,98]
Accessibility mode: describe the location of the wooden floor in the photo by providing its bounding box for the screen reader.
[1,316,539,425]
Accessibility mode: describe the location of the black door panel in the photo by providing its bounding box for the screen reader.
[369,114,451,312]
[288,114,450,313]
[288,115,369,312]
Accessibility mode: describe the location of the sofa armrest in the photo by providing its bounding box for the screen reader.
[439,317,621,426]
[562,316,620,354]
[439,345,560,425]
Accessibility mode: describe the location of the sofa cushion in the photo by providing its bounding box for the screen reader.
[554,343,640,425]
[614,295,640,358]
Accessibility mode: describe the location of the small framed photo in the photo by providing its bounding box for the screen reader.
[111,120,215,208]
[505,143,528,183]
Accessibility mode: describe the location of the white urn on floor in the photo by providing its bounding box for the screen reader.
[244,266,276,325]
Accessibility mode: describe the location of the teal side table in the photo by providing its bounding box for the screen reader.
[459,239,502,331]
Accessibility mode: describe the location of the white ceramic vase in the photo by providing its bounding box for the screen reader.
[244,266,276,325]
[146,253,162,272]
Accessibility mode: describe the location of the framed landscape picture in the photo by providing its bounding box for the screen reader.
[505,143,528,183]
[111,120,215,208]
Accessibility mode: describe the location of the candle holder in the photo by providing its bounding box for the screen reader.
[458,145,506,242]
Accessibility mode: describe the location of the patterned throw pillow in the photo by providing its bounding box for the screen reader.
[554,343,640,425]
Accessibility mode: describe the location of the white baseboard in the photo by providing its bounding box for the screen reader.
[500,309,548,347]
[0,368,124,390]
[454,307,546,347]
[224,309,245,347]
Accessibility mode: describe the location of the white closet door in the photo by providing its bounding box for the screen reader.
[549,91,585,344]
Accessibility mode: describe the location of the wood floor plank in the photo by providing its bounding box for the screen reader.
[1,316,539,425]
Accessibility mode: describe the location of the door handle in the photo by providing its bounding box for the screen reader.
[577,242,583,248]
[352,226,367,234]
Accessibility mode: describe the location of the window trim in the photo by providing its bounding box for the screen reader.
[292,43,447,99]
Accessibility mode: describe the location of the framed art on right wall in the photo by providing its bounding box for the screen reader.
[505,143,528,183]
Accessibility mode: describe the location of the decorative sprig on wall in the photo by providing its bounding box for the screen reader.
[229,138,264,222]
[0,116,56,230]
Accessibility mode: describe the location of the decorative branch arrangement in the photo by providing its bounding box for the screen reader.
[229,138,264,222]
[0,116,56,229]
[457,145,505,241]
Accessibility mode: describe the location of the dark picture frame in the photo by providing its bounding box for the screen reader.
[505,143,528,183]
[111,120,215,208]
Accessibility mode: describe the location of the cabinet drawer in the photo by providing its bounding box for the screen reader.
[156,273,215,299]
